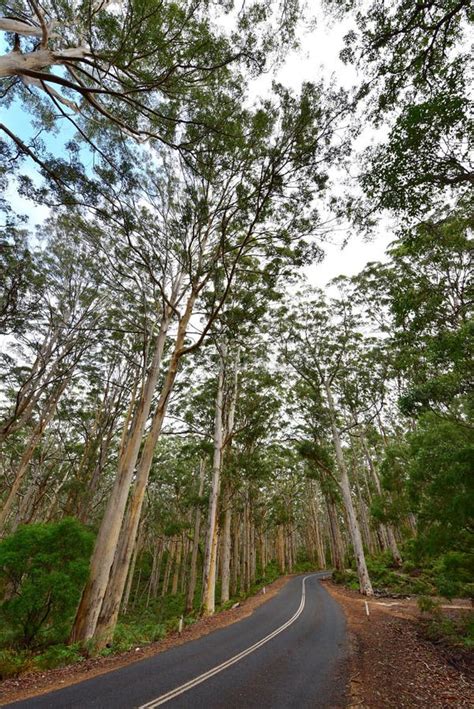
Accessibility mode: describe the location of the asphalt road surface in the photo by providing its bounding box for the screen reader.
[5,573,348,709]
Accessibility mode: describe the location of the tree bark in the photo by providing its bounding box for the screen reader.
[70,311,171,644]
[0,378,68,531]
[202,346,226,616]
[185,459,206,614]
[325,382,373,596]
[360,431,402,565]
[220,482,232,604]
[326,496,345,571]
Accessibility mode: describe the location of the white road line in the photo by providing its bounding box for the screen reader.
[138,575,313,709]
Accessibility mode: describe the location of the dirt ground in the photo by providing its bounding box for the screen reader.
[0,576,290,705]
[324,580,474,708]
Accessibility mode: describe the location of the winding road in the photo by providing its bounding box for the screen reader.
[5,573,348,709]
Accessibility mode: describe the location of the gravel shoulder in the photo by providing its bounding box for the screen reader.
[324,580,474,708]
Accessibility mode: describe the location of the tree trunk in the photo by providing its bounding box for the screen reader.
[310,491,326,568]
[0,327,60,443]
[122,525,143,614]
[0,379,68,531]
[202,347,225,616]
[171,537,182,596]
[185,459,206,614]
[161,540,175,597]
[220,482,232,604]
[230,513,240,597]
[70,311,172,644]
[325,383,373,596]
[277,525,285,573]
[360,431,402,566]
[147,540,164,608]
[92,292,199,648]
[219,347,239,605]
[326,496,345,571]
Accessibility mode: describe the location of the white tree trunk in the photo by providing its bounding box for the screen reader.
[185,459,206,614]
[70,312,171,643]
[360,431,402,566]
[220,483,232,604]
[202,346,226,615]
[0,378,68,531]
[325,382,373,596]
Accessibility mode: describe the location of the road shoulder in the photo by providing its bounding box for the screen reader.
[324,580,474,708]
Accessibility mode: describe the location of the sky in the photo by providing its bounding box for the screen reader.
[268,9,393,286]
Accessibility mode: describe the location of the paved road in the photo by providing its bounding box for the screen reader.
[5,573,348,709]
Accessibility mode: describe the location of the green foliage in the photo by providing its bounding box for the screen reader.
[332,569,359,591]
[432,553,474,600]
[407,415,473,566]
[361,92,473,215]
[0,230,43,336]
[0,648,29,680]
[417,595,440,615]
[422,612,474,650]
[33,643,84,671]
[0,519,94,648]
[337,552,439,596]
[329,0,473,218]
[110,620,166,654]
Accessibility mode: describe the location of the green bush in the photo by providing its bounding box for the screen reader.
[33,643,84,670]
[433,551,474,599]
[332,569,359,589]
[0,649,29,679]
[417,595,440,614]
[423,613,474,649]
[0,518,94,648]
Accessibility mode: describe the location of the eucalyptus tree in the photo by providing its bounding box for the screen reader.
[280,288,374,594]
[0,228,41,336]
[352,207,473,422]
[296,435,346,572]
[0,0,303,188]
[326,0,473,220]
[0,221,109,532]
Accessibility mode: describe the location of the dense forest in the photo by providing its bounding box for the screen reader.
[0,0,472,680]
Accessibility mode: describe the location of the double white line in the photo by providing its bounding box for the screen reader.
[138,575,312,708]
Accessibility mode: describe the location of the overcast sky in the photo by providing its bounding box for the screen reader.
[259,7,393,287]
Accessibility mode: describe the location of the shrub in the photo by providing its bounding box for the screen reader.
[0,518,94,648]
[112,620,165,652]
[0,649,29,679]
[417,595,440,614]
[332,569,359,589]
[33,643,84,670]
[433,551,474,599]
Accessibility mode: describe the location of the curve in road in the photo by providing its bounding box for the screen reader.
[4,572,348,709]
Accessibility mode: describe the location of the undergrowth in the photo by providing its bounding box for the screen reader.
[421,611,474,650]
[332,549,473,599]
